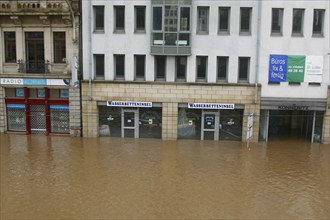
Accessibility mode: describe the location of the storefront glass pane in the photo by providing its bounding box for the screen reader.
[50,105,69,133]
[259,110,269,141]
[139,108,162,139]
[314,111,324,143]
[219,109,243,141]
[99,106,121,137]
[178,108,201,139]
[7,104,26,131]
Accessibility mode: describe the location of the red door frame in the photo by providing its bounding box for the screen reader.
[5,87,69,135]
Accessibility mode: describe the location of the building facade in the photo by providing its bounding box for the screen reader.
[81,0,329,143]
[0,0,81,136]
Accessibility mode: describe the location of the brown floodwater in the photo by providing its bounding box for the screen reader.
[0,133,329,219]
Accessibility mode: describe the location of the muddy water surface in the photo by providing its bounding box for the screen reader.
[1,134,329,219]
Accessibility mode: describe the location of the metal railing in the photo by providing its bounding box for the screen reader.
[18,59,50,74]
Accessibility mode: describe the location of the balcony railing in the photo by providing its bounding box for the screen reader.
[18,60,50,74]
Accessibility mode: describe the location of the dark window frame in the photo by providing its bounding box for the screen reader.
[292,8,304,36]
[94,54,105,79]
[196,56,207,81]
[135,6,146,33]
[313,9,325,36]
[53,32,66,63]
[271,8,284,35]
[240,7,252,35]
[238,57,250,83]
[217,56,229,82]
[197,6,209,34]
[114,54,125,80]
[135,55,146,81]
[114,6,125,32]
[176,56,187,82]
[155,56,166,81]
[4,32,17,63]
[218,7,230,34]
[94,6,105,32]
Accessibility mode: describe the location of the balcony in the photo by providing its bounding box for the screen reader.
[18,60,50,74]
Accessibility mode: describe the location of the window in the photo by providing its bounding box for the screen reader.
[114,55,125,79]
[219,7,230,34]
[135,6,146,32]
[176,56,187,81]
[114,6,125,32]
[94,6,104,31]
[238,57,250,82]
[197,7,209,33]
[271,8,283,35]
[313,9,325,36]
[155,56,166,80]
[240,7,252,34]
[153,6,163,31]
[180,7,190,31]
[196,56,207,81]
[4,32,16,63]
[135,55,145,80]
[53,32,66,63]
[94,54,104,79]
[292,9,304,35]
[217,56,228,82]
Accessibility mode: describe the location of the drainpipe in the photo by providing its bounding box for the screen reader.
[254,0,262,104]
[65,0,77,42]
[88,0,92,101]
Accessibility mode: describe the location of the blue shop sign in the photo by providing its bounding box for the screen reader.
[23,79,47,85]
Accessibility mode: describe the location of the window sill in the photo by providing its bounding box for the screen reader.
[291,33,304,37]
[93,30,105,34]
[218,31,230,36]
[308,82,321,86]
[239,32,251,36]
[312,34,324,38]
[196,31,209,35]
[270,32,283,37]
[113,30,125,34]
[268,82,280,85]
[289,82,301,85]
[134,30,146,34]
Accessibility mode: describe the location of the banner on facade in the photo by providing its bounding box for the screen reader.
[188,103,235,109]
[268,54,323,83]
[0,78,69,86]
[107,101,152,108]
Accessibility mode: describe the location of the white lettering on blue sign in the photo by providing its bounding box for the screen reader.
[23,79,46,85]
[107,101,152,108]
[188,103,235,109]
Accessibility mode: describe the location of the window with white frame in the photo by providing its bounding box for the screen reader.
[196,56,207,81]
[219,7,230,34]
[217,56,228,82]
[94,6,104,31]
[114,55,125,79]
[197,7,209,34]
[271,8,283,35]
[114,6,125,32]
[240,7,252,34]
[135,55,145,81]
[292,9,304,36]
[155,56,166,81]
[313,9,325,36]
[176,56,187,81]
[135,6,146,32]
[238,57,250,82]
[94,54,104,79]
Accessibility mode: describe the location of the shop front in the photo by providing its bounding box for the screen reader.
[98,101,162,139]
[178,103,244,141]
[1,78,71,135]
[259,98,327,143]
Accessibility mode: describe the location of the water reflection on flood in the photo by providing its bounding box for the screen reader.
[1,134,329,219]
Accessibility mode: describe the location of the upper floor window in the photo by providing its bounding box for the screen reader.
[240,7,252,35]
[94,6,104,31]
[94,54,104,79]
[53,32,66,63]
[4,32,16,63]
[152,5,191,47]
[238,57,250,83]
[217,56,228,82]
[155,56,166,81]
[135,55,145,81]
[176,56,187,81]
[292,9,304,36]
[197,7,209,34]
[114,55,125,79]
[271,8,283,35]
[196,56,207,81]
[219,7,230,34]
[313,9,325,36]
[114,6,125,32]
[135,6,146,32]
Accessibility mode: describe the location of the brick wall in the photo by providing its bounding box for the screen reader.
[81,82,261,142]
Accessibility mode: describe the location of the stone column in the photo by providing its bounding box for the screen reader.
[322,87,330,144]
[0,87,5,132]
[162,102,178,140]
[82,84,98,137]
[69,87,81,136]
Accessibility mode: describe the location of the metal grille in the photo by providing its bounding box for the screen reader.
[30,105,46,134]
[50,107,69,133]
[7,105,26,131]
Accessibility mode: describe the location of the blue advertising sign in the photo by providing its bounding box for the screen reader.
[269,55,288,82]
[23,78,47,85]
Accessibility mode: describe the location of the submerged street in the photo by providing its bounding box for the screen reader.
[0,133,329,219]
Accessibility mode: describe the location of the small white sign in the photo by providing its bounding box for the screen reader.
[188,103,235,109]
[107,101,152,108]
[0,78,23,85]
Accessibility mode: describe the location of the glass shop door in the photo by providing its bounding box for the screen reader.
[121,109,139,138]
[201,110,219,140]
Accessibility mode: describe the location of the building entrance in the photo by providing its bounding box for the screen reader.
[201,111,219,140]
[260,110,324,142]
[122,109,139,138]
